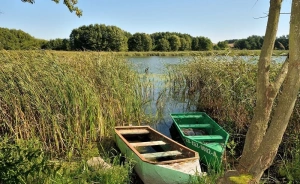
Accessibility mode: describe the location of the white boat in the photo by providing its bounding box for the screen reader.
[114,126,205,184]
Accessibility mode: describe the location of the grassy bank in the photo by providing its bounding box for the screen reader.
[0,50,294,183]
[167,56,300,183]
[115,50,287,57]
[0,50,150,183]
[34,49,289,57]
[0,51,149,156]
[0,137,135,184]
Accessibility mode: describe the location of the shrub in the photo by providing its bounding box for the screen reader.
[0,137,58,184]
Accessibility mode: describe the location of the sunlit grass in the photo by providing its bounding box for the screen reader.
[0,50,149,158]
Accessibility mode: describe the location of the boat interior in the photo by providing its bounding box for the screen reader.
[116,126,197,162]
[172,116,227,144]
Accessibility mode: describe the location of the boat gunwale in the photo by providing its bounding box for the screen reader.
[114,125,200,165]
[170,112,229,153]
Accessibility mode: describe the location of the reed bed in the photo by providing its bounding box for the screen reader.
[167,56,258,128]
[166,56,292,127]
[0,50,148,157]
[166,56,300,182]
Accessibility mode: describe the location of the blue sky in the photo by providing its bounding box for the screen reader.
[1,0,292,43]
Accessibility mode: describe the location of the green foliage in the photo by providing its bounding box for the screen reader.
[21,0,82,17]
[247,35,264,50]
[227,140,237,158]
[42,38,70,50]
[128,33,152,51]
[151,32,192,51]
[69,24,128,51]
[216,41,229,50]
[234,39,251,50]
[51,155,133,184]
[188,163,224,184]
[1,22,290,51]
[180,35,192,51]
[155,38,170,51]
[192,37,213,51]
[0,27,45,50]
[179,38,188,51]
[0,137,133,184]
[0,138,58,184]
[233,35,288,50]
[168,35,181,51]
[278,138,300,183]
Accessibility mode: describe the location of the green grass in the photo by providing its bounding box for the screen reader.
[0,137,133,184]
[0,50,149,183]
[0,50,149,158]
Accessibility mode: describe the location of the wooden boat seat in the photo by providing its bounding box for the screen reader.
[179,124,212,129]
[186,135,223,141]
[130,141,167,147]
[118,129,150,135]
[141,150,182,159]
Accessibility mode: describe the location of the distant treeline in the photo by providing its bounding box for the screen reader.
[0,28,46,50]
[0,25,289,51]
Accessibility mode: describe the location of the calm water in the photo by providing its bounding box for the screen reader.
[127,56,287,137]
[127,56,196,136]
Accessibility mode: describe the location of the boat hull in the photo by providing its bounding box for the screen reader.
[114,126,203,184]
[170,112,229,169]
[180,136,223,168]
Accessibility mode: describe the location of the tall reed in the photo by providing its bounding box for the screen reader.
[166,55,300,181]
[167,56,259,128]
[0,50,147,157]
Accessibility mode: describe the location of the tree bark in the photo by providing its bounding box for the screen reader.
[246,1,300,180]
[218,0,300,183]
[237,0,282,172]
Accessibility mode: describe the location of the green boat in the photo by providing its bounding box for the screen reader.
[170,112,229,169]
[114,126,205,184]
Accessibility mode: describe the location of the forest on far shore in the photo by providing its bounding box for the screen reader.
[0,24,289,51]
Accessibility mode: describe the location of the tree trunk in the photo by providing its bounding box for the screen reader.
[218,0,300,182]
[246,2,300,179]
[237,0,282,172]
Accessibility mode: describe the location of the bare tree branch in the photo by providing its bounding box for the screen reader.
[254,15,269,19]
[269,54,289,98]
[252,0,260,9]
[254,12,290,19]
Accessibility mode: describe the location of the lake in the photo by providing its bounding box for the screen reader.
[127,56,287,137]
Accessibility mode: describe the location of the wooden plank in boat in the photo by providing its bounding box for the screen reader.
[179,124,212,129]
[131,141,167,147]
[118,129,150,135]
[141,150,182,159]
[186,135,223,141]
